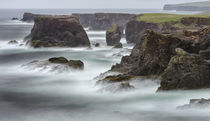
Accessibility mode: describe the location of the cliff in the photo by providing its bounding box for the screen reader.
[25,15,90,48]
[22,12,136,30]
[125,13,210,43]
[163,1,210,11]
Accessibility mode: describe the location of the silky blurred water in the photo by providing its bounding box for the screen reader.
[0,9,209,121]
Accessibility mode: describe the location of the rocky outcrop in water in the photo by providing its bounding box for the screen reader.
[25,15,90,48]
[8,40,18,44]
[106,24,121,46]
[112,30,194,76]
[101,27,210,90]
[158,49,210,90]
[177,98,210,109]
[48,57,84,69]
[23,57,84,73]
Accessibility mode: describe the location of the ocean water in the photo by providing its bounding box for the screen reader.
[0,9,209,121]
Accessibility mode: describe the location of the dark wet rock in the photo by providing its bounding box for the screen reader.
[158,51,210,91]
[48,57,69,64]
[48,57,84,69]
[25,15,90,48]
[67,60,84,69]
[12,18,18,20]
[111,30,194,76]
[113,43,123,48]
[8,40,18,44]
[199,49,210,60]
[106,24,121,46]
[125,19,159,43]
[23,57,84,72]
[92,43,100,47]
[73,13,136,30]
[99,74,136,83]
[177,98,210,109]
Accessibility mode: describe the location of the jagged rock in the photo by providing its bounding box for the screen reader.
[106,24,121,46]
[177,98,210,109]
[8,40,18,44]
[113,43,123,48]
[25,15,90,48]
[158,52,210,90]
[111,30,194,76]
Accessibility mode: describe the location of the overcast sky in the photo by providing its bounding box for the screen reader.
[0,0,208,9]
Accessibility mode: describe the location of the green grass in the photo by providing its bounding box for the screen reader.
[107,24,118,32]
[135,13,210,24]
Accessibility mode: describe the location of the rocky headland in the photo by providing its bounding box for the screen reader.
[163,1,210,11]
[25,15,90,48]
[99,12,210,91]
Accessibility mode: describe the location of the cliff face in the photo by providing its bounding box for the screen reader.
[22,12,136,30]
[26,15,90,48]
[73,13,136,30]
[163,5,210,11]
[163,1,210,11]
[125,15,210,44]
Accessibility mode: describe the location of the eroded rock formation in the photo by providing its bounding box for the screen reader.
[25,15,90,48]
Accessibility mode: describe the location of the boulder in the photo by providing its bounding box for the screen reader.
[68,60,84,69]
[106,24,121,46]
[8,40,18,44]
[99,74,135,83]
[48,57,84,69]
[158,52,210,90]
[12,18,18,20]
[48,57,68,64]
[93,43,100,47]
[177,98,210,109]
[25,15,90,48]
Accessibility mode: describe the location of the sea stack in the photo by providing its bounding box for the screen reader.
[25,15,90,48]
[106,24,121,46]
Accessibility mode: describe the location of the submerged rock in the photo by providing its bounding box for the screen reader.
[48,57,84,69]
[106,24,121,46]
[12,18,18,20]
[99,74,136,83]
[23,57,84,72]
[119,82,135,90]
[25,15,90,48]
[158,52,210,90]
[177,98,210,109]
[8,40,18,44]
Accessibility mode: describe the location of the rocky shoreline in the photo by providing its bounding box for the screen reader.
[19,11,210,100]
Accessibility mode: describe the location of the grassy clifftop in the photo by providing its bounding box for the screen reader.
[175,1,210,7]
[135,13,210,24]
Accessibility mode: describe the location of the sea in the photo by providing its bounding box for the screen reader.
[0,9,209,121]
